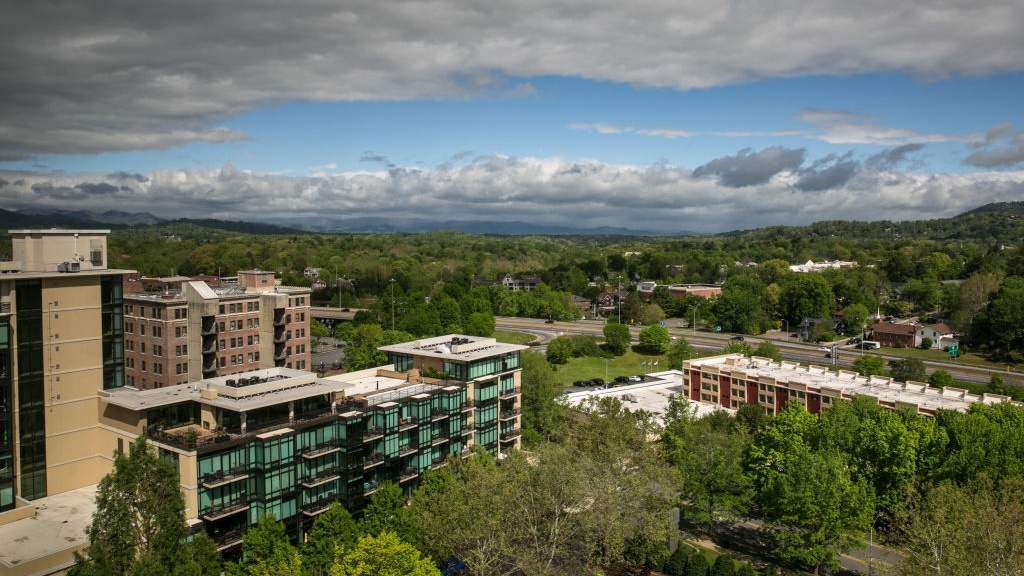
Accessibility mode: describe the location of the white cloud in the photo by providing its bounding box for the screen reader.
[2,0,1022,159]
[3,155,1021,233]
[799,109,969,145]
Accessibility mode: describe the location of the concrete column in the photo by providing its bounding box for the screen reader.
[241,411,247,435]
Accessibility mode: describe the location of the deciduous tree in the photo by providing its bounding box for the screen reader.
[330,531,436,576]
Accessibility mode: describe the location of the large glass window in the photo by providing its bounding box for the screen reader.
[16,280,46,500]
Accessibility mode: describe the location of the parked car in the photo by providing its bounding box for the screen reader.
[614,376,630,385]
[573,380,587,387]
[847,336,862,345]
[544,319,555,324]
[590,378,605,388]
[730,335,744,341]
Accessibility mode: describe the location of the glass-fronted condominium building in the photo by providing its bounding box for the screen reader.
[99,335,525,550]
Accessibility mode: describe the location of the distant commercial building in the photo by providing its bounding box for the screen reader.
[684,354,1014,417]
[123,271,311,390]
[788,260,857,273]
[99,334,524,550]
[636,282,722,301]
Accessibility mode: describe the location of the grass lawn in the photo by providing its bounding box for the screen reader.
[549,349,671,386]
[494,330,537,345]
[872,345,1022,371]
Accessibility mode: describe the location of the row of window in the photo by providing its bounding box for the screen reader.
[220,302,260,314]
[222,335,260,349]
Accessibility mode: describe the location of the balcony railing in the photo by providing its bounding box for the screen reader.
[213,528,246,551]
[461,400,476,412]
[202,497,250,521]
[499,408,521,421]
[431,408,450,421]
[500,428,522,442]
[460,424,475,436]
[398,416,417,431]
[430,455,448,469]
[499,387,521,400]
[363,480,379,496]
[399,467,419,483]
[301,498,336,517]
[300,439,341,460]
[302,467,341,488]
[430,432,450,446]
[363,453,384,469]
[362,427,383,441]
[398,443,419,457]
[202,466,249,489]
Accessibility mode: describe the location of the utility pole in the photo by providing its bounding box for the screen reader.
[389,278,396,330]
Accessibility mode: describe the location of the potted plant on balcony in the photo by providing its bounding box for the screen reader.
[186,428,199,448]
[215,428,229,443]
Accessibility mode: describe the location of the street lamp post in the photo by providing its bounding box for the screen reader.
[389,278,396,330]
[617,275,622,324]
[693,304,701,334]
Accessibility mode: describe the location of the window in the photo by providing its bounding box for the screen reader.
[151,308,159,319]
[141,361,147,372]
[141,343,146,354]
[141,325,146,336]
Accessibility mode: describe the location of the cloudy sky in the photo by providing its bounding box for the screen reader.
[2,0,1023,233]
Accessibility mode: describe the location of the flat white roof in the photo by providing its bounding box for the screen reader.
[563,370,732,426]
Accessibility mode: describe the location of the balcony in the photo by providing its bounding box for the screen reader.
[202,341,218,354]
[499,408,521,421]
[202,361,217,375]
[430,408,450,421]
[363,452,384,469]
[362,427,383,442]
[213,528,246,551]
[302,467,341,488]
[460,400,476,412]
[202,498,250,522]
[201,320,217,336]
[499,387,521,400]
[500,428,522,442]
[273,333,287,344]
[477,397,498,407]
[398,416,417,431]
[398,443,418,457]
[399,467,419,483]
[202,466,249,489]
[273,313,287,327]
[301,498,336,517]
[430,455,448,469]
[301,440,341,460]
[430,432,450,446]
[459,424,475,436]
[363,480,379,496]
[274,349,288,361]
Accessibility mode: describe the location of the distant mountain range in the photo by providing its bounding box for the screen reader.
[2,202,1023,238]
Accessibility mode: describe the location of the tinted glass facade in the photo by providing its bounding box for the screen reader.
[15,280,46,500]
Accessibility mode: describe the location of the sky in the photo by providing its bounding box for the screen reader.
[2,0,1024,233]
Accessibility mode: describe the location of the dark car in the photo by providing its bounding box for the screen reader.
[730,335,744,341]
[544,319,555,324]
[614,376,630,385]
[573,380,587,387]
[590,378,605,388]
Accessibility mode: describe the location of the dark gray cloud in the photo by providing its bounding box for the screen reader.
[865,144,926,171]
[693,147,806,187]
[964,130,1024,168]
[360,152,394,167]
[794,152,860,191]
[2,0,1023,159]
[107,171,149,183]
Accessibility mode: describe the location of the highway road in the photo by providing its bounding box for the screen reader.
[495,316,1019,386]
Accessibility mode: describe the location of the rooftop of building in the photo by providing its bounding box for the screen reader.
[562,370,732,426]
[102,366,346,413]
[124,279,310,302]
[0,485,96,573]
[686,354,1014,413]
[378,334,529,362]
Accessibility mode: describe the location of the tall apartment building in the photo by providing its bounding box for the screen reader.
[98,334,524,550]
[0,229,132,513]
[123,271,311,390]
[684,353,1014,416]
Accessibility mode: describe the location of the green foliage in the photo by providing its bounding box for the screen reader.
[779,274,834,326]
[753,341,781,361]
[234,514,303,576]
[928,369,955,388]
[685,552,709,576]
[710,554,735,576]
[545,336,573,364]
[301,503,359,576]
[70,437,204,576]
[664,546,692,576]
[721,341,754,356]
[519,350,569,445]
[343,324,388,370]
[638,324,671,354]
[359,481,411,540]
[852,354,887,377]
[666,337,697,370]
[889,357,927,382]
[603,322,632,355]
[330,531,436,576]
